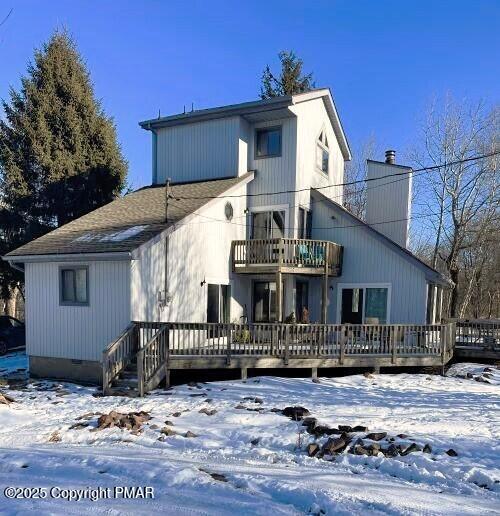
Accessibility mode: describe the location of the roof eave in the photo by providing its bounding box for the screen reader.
[2,251,133,263]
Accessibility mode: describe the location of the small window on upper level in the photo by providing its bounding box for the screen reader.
[255,126,282,158]
[316,130,329,174]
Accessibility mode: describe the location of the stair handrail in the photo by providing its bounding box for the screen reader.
[102,322,138,395]
[137,323,169,397]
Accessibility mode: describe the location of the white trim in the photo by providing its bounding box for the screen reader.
[4,252,132,263]
[336,282,392,324]
[248,203,290,238]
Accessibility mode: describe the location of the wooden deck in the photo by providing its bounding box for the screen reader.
[231,238,343,276]
[102,322,455,396]
[453,320,500,360]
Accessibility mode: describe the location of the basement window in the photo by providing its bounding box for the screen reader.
[60,266,89,306]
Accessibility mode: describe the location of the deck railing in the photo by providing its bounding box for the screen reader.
[164,322,453,363]
[454,320,500,350]
[232,238,343,275]
[102,323,138,395]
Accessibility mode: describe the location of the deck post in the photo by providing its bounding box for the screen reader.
[137,349,144,397]
[276,271,283,322]
[226,323,232,365]
[241,367,248,380]
[164,324,170,388]
[339,326,346,365]
[311,367,318,379]
[321,245,329,323]
[440,323,447,372]
[391,327,397,364]
[284,325,290,366]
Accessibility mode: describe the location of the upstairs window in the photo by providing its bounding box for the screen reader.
[316,130,329,174]
[60,266,89,305]
[255,126,282,158]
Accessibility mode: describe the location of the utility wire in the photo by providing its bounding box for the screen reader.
[171,151,499,201]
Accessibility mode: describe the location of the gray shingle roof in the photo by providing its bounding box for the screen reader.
[6,175,249,258]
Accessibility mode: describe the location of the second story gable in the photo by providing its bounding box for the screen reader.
[139,89,351,198]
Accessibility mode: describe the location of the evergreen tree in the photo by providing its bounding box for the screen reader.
[0,30,127,307]
[260,51,315,99]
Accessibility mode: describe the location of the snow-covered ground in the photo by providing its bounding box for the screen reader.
[0,352,499,515]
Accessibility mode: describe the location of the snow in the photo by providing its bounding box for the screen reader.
[0,352,499,515]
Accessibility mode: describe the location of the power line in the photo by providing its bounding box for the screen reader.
[171,151,499,201]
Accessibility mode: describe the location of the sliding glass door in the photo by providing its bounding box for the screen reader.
[340,286,389,324]
[251,210,285,239]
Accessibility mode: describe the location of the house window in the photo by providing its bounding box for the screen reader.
[253,281,277,322]
[60,267,88,305]
[296,280,309,322]
[340,286,389,324]
[255,126,282,158]
[251,210,285,239]
[207,284,231,324]
[316,130,329,174]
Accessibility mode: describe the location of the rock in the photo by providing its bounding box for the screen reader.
[270,408,282,413]
[149,424,159,430]
[48,431,61,443]
[172,412,182,417]
[184,431,198,438]
[302,417,318,429]
[338,425,352,433]
[483,367,494,373]
[200,469,227,482]
[382,444,400,457]
[401,443,422,456]
[189,393,205,397]
[322,436,350,455]
[423,444,432,454]
[199,408,217,416]
[282,406,310,420]
[234,403,246,409]
[365,432,387,441]
[310,425,339,437]
[250,438,260,446]
[204,398,213,404]
[76,412,99,420]
[446,448,458,457]
[0,392,15,405]
[396,433,409,439]
[352,425,368,432]
[96,410,151,432]
[367,443,381,455]
[466,372,474,379]
[311,378,321,384]
[363,372,375,379]
[307,443,320,457]
[243,396,263,404]
[161,426,177,436]
[69,422,89,430]
[164,420,174,426]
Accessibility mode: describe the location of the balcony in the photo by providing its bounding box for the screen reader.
[231,238,343,276]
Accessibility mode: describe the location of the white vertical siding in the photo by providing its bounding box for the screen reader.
[246,117,297,236]
[311,195,428,324]
[25,260,131,362]
[155,116,240,184]
[131,182,248,323]
[365,160,412,248]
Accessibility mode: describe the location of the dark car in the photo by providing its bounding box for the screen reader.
[0,316,26,355]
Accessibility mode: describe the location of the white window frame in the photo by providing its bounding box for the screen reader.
[248,204,289,239]
[336,283,392,324]
[59,265,89,306]
[315,128,330,176]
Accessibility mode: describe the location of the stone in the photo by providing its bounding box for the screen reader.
[396,433,409,439]
[0,392,15,405]
[363,372,374,379]
[423,444,432,454]
[401,443,422,456]
[161,427,177,436]
[466,372,474,379]
[338,425,352,433]
[445,448,458,457]
[382,444,400,457]
[69,422,89,430]
[322,436,350,455]
[282,406,310,420]
[270,408,282,413]
[352,425,368,432]
[302,417,318,429]
[199,408,217,416]
[243,396,263,404]
[307,443,320,457]
[48,431,61,443]
[172,412,182,417]
[250,438,260,446]
[164,420,174,426]
[189,393,205,397]
[310,425,339,437]
[311,378,320,384]
[184,431,198,438]
[149,424,159,430]
[234,403,246,409]
[367,443,381,455]
[365,432,387,441]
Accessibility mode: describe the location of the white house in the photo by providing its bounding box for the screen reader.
[4,89,450,384]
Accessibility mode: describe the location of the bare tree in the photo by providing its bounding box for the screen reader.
[411,96,499,317]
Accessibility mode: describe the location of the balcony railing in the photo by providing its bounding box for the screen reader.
[231,238,343,276]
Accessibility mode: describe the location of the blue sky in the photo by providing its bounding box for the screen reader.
[1,0,498,189]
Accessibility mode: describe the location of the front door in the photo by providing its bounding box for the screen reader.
[296,280,309,322]
[341,288,364,324]
[253,281,285,322]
